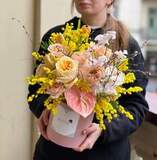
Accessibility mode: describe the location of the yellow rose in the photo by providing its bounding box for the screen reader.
[56,56,78,84]
[43,53,55,69]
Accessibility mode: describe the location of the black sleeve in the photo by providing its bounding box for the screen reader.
[27,33,49,118]
[99,37,149,144]
[27,25,63,118]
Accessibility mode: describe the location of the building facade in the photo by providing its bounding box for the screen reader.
[117,0,157,92]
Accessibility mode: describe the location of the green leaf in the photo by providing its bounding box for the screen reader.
[111,101,119,109]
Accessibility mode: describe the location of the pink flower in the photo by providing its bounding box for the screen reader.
[79,65,104,85]
[71,51,89,66]
[48,44,68,57]
[92,45,113,59]
[46,83,65,99]
[64,86,96,118]
[95,31,116,45]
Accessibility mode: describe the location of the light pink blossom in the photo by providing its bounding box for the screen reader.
[48,43,68,57]
[71,52,88,66]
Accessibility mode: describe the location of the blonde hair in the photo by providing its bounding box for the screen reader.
[71,0,129,51]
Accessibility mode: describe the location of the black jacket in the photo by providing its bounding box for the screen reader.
[28,17,149,160]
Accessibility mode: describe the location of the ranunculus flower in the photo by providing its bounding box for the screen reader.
[56,56,78,84]
[64,86,96,118]
[48,44,68,57]
[46,83,65,99]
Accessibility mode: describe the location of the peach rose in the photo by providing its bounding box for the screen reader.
[79,65,104,85]
[56,56,78,84]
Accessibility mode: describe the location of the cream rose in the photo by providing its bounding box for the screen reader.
[56,56,78,84]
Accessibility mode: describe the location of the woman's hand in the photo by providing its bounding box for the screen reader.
[73,123,102,152]
[37,109,50,140]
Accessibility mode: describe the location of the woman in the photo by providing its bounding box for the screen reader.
[28,0,149,159]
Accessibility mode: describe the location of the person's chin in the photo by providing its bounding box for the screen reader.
[78,9,93,15]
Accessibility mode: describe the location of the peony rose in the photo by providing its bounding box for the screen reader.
[56,56,78,84]
[79,65,104,85]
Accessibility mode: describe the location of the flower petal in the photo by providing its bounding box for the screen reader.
[64,86,96,118]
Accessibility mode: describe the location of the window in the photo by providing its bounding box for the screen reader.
[148,8,157,39]
[145,50,157,77]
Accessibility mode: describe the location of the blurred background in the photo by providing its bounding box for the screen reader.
[0,0,157,160]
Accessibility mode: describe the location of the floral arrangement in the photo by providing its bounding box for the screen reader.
[27,22,143,130]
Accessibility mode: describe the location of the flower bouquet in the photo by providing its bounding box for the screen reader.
[27,22,142,148]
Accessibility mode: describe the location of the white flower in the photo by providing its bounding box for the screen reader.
[88,56,98,66]
[104,83,117,95]
[103,66,125,86]
[112,72,125,86]
[95,31,116,45]
[103,66,117,79]
[94,83,104,94]
[88,55,108,67]
[114,50,128,61]
[97,56,108,66]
